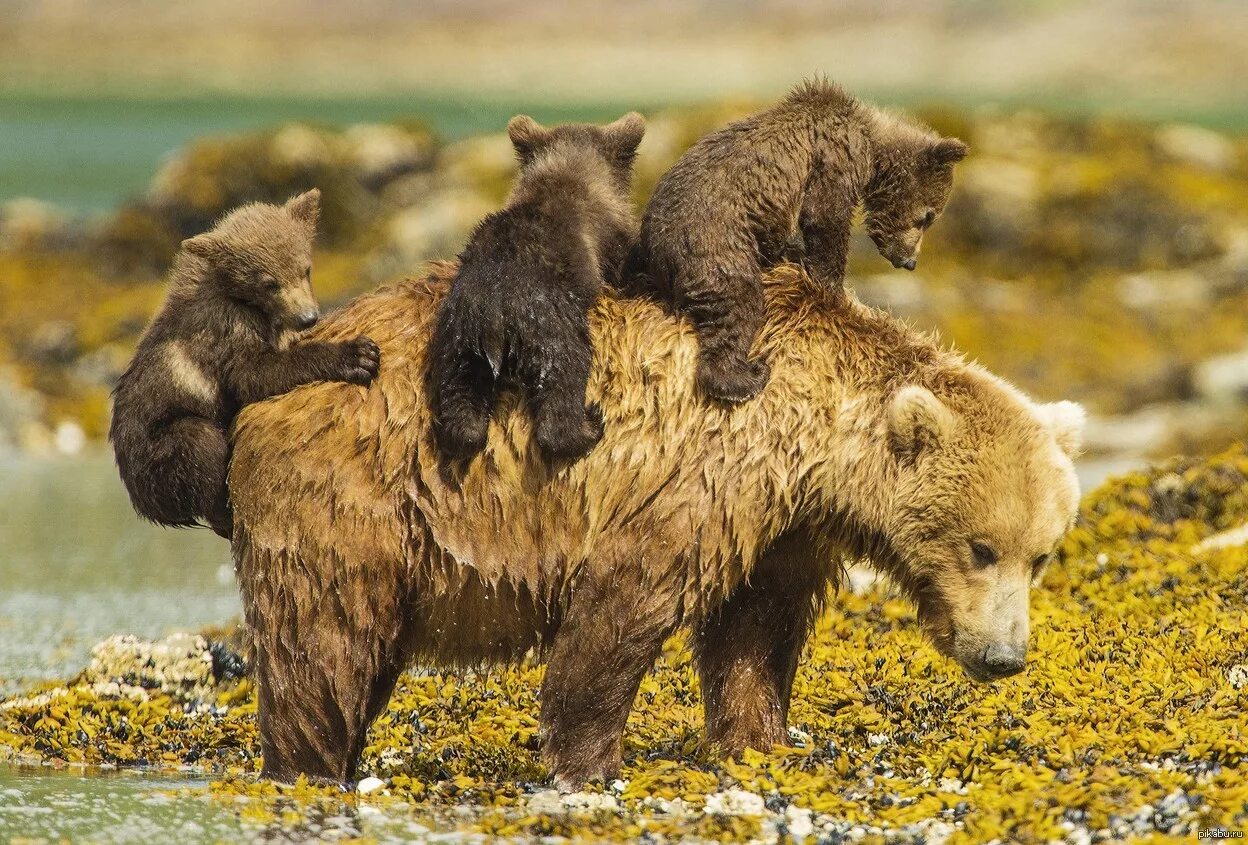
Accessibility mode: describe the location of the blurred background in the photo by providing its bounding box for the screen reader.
[3,0,1248,692]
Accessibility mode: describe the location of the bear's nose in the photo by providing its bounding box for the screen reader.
[980,643,1026,678]
[900,258,917,271]
[295,311,319,330]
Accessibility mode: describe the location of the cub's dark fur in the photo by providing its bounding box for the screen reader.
[109,190,380,538]
[633,78,968,403]
[429,113,645,461]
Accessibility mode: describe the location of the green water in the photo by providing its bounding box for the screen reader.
[0,92,656,211]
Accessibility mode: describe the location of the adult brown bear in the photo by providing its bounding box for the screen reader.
[229,261,1084,788]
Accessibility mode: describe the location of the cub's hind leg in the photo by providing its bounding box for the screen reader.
[429,344,498,461]
[679,263,770,404]
[523,312,603,461]
[121,416,232,538]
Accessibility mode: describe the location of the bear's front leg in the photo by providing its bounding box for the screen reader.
[694,528,830,756]
[540,560,681,790]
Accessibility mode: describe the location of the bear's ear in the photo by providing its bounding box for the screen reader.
[507,115,551,160]
[284,188,321,226]
[604,111,646,155]
[888,385,957,457]
[181,234,222,260]
[1035,400,1086,457]
[927,137,969,168]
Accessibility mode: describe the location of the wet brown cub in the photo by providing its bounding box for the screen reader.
[109,190,380,538]
[428,113,645,462]
[633,79,967,403]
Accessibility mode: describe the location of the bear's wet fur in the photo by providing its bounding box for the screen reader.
[109,190,380,538]
[630,78,967,403]
[229,262,1083,788]
[428,113,645,462]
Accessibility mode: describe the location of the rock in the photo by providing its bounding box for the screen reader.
[54,420,85,456]
[1226,664,1248,690]
[1118,270,1211,311]
[0,198,76,251]
[269,123,335,169]
[785,805,815,840]
[0,366,46,455]
[356,776,386,795]
[1156,124,1236,172]
[1082,409,1173,456]
[369,189,495,280]
[343,123,435,189]
[1193,348,1248,404]
[86,633,217,704]
[1193,523,1248,554]
[703,788,765,817]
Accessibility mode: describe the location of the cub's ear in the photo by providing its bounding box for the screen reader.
[507,115,551,159]
[1035,400,1086,457]
[181,234,222,260]
[284,188,321,225]
[605,111,646,155]
[888,385,957,457]
[927,137,969,168]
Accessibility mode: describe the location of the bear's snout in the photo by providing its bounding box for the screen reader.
[960,641,1027,683]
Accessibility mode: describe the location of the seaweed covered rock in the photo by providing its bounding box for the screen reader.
[94,121,438,275]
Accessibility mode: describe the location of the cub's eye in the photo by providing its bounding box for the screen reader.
[970,541,998,567]
[920,209,937,228]
[258,273,280,292]
[1032,552,1053,571]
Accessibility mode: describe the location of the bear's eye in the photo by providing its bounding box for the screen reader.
[920,209,937,228]
[1032,552,1052,571]
[970,541,998,567]
[258,273,280,293]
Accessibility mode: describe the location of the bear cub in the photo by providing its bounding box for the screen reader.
[633,78,967,403]
[428,112,645,462]
[109,189,380,538]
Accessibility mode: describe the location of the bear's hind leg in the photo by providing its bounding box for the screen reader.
[680,265,770,403]
[540,554,680,789]
[525,317,603,461]
[693,529,829,756]
[431,349,497,460]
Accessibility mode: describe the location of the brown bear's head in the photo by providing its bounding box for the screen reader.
[862,111,968,272]
[180,189,323,337]
[507,112,646,196]
[879,380,1084,683]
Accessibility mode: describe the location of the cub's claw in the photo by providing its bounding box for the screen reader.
[341,336,381,385]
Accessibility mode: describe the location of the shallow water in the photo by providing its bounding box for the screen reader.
[0,765,243,843]
[0,451,238,696]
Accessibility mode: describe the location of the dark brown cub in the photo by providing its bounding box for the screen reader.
[428,112,645,462]
[632,78,967,403]
[109,190,380,538]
